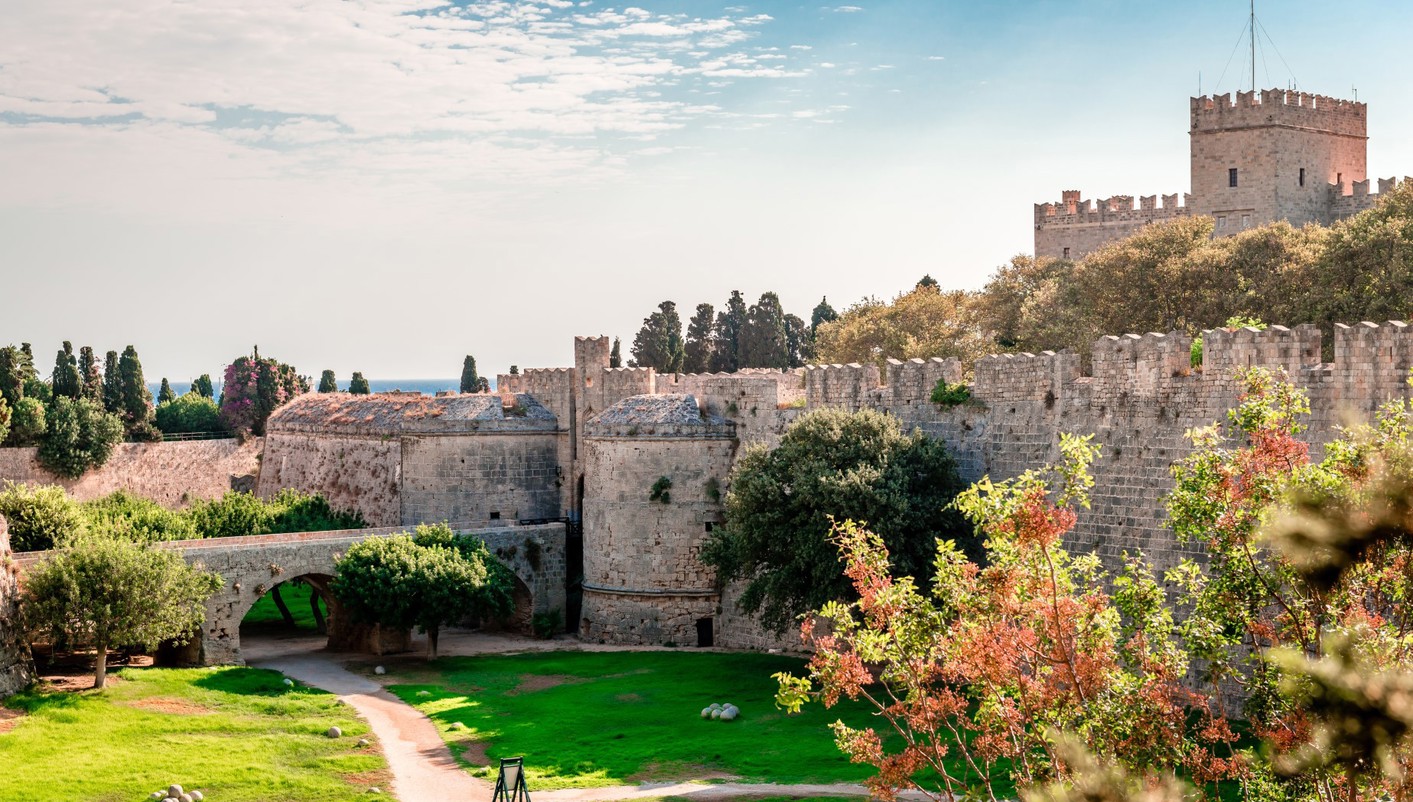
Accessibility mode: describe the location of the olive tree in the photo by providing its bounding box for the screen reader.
[22,536,221,688]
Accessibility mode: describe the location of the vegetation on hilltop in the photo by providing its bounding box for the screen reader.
[627,290,830,373]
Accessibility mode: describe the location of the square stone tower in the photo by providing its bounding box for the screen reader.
[1190,89,1367,232]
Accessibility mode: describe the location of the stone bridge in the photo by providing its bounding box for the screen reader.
[15,522,567,666]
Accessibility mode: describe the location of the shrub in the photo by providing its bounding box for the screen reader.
[0,482,86,551]
[7,397,46,446]
[929,377,971,406]
[649,476,672,504]
[155,393,226,435]
[36,397,125,479]
[80,490,198,543]
[184,489,365,539]
[532,610,562,639]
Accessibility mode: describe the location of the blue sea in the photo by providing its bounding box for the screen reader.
[148,378,487,398]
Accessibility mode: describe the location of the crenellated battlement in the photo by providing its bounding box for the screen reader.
[804,363,881,409]
[1035,191,1191,228]
[1190,89,1367,138]
[1331,176,1412,219]
[974,351,1078,405]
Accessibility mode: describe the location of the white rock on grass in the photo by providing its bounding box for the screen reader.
[168,785,184,798]
[449,722,466,731]
[179,794,193,802]
[720,709,738,721]
[368,788,382,795]
[700,707,712,718]
[374,666,386,675]
[283,678,295,688]
[327,726,343,738]
[150,793,165,800]
[358,738,370,747]
[191,793,205,802]
[416,690,431,697]
[710,709,721,719]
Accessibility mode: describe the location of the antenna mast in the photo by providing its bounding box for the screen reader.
[1250,0,1256,92]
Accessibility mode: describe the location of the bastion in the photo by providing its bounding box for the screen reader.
[579,394,736,646]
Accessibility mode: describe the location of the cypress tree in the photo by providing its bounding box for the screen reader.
[18,343,37,382]
[158,378,176,404]
[117,345,156,438]
[52,342,81,400]
[629,301,685,373]
[684,303,716,374]
[740,292,790,370]
[810,296,838,337]
[348,372,371,394]
[609,338,622,369]
[710,291,748,373]
[916,274,940,291]
[78,346,102,402]
[460,356,480,394]
[192,374,214,399]
[0,346,24,408]
[102,351,122,413]
[785,313,811,368]
[318,370,338,393]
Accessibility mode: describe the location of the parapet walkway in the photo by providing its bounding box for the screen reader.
[247,631,935,802]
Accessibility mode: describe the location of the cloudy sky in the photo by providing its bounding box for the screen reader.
[4,0,1412,381]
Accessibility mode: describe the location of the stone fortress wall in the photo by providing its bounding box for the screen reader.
[0,439,262,507]
[1035,88,1411,260]
[0,516,35,697]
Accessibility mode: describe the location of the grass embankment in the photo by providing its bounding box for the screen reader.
[0,667,387,802]
[385,650,997,792]
[243,581,325,631]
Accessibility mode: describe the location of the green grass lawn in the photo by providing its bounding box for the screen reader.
[243,581,325,631]
[384,650,991,792]
[0,667,387,802]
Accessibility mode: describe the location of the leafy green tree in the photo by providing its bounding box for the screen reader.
[317,370,338,393]
[0,345,25,409]
[809,297,838,340]
[683,303,716,374]
[348,372,371,395]
[710,290,748,373]
[739,292,790,369]
[51,342,81,400]
[191,373,215,399]
[155,393,225,435]
[116,345,159,441]
[0,482,86,552]
[22,535,220,687]
[784,313,810,368]
[157,378,176,404]
[0,396,9,444]
[7,397,46,446]
[609,338,622,368]
[37,397,126,479]
[80,490,198,543]
[629,300,685,373]
[815,282,991,369]
[332,525,512,659]
[462,359,482,392]
[1311,181,1413,332]
[916,274,940,290]
[101,350,121,414]
[18,343,37,382]
[77,346,102,403]
[703,407,972,632]
[218,350,309,435]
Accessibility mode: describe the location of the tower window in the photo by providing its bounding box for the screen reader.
[1299,167,1306,187]
[1241,214,1251,228]
[1062,247,1071,259]
[1217,216,1227,229]
[1228,168,1239,188]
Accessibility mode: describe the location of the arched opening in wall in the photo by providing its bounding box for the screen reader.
[237,574,338,656]
[479,571,536,636]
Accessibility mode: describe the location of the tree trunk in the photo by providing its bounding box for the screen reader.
[309,590,327,635]
[428,625,439,661]
[270,585,296,627]
[93,636,108,690]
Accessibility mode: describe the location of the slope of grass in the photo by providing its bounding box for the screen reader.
[385,650,992,792]
[243,581,324,631]
[0,667,386,802]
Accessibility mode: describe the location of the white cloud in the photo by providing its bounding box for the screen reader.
[829,5,864,12]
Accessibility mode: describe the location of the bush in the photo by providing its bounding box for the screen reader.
[184,489,366,539]
[155,393,226,435]
[36,397,125,479]
[532,610,562,639]
[79,490,198,543]
[0,396,8,444]
[929,378,971,406]
[0,482,86,551]
[7,397,46,446]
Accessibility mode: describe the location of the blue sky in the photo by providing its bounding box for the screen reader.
[3,0,1412,380]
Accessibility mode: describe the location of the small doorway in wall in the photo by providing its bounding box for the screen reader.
[695,617,715,648]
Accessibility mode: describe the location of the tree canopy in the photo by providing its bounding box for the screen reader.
[629,300,685,372]
[219,349,308,435]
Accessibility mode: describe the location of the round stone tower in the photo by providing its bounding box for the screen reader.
[580,394,736,646]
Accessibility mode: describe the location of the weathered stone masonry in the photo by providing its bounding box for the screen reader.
[1,515,35,697]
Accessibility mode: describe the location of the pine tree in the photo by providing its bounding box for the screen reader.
[684,303,716,374]
[18,343,37,382]
[102,351,122,414]
[916,274,940,291]
[629,301,685,373]
[78,346,102,402]
[158,378,176,404]
[460,356,480,394]
[117,345,157,439]
[810,296,838,337]
[609,338,622,369]
[52,342,81,400]
[0,346,24,408]
[192,374,214,399]
[710,291,748,373]
[740,292,790,369]
[318,370,338,393]
[348,372,371,394]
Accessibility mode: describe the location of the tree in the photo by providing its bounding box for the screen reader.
[775,436,1240,801]
[809,297,838,340]
[37,397,126,479]
[683,303,716,374]
[157,378,176,404]
[101,350,121,414]
[476,377,490,393]
[7,397,46,446]
[916,273,939,290]
[77,346,102,403]
[331,525,512,659]
[218,350,309,436]
[0,346,24,409]
[22,535,220,688]
[784,313,811,368]
[155,393,225,435]
[740,292,790,369]
[348,372,371,395]
[815,283,991,369]
[0,482,86,552]
[18,343,37,381]
[1310,182,1413,333]
[509,365,519,375]
[702,407,972,632]
[317,370,338,393]
[51,342,81,400]
[710,290,748,373]
[0,396,8,445]
[609,338,622,368]
[629,300,685,373]
[191,373,214,399]
[184,489,364,540]
[460,356,480,394]
[117,345,158,441]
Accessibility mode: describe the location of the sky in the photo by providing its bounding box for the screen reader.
[4,0,1413,382]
